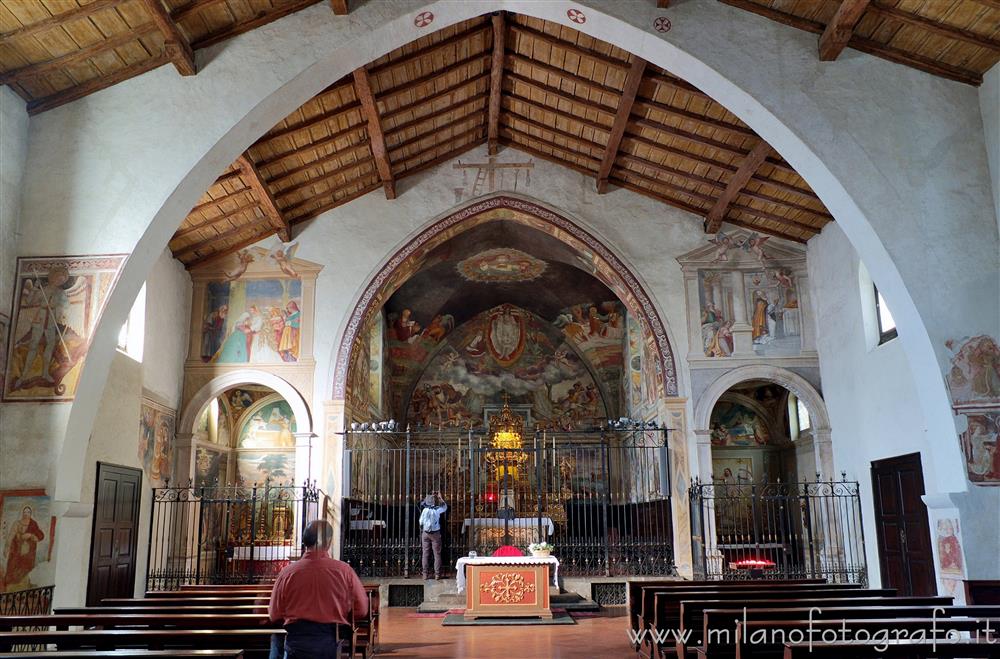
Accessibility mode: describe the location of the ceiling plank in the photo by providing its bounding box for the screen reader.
[368,22,491,78]
[289,179,384,224]
[330,0,349,14]
[172,199,263,241]
[488,12,506,155]
[140,0,196,75]
[1,24,157,84]
[184,225,276,267]
[175,219,269,259]
[868,2,1000,52]
[704,140,772,233]
[352,67,397,199]
[819,0,871,61]
[0,0,125,42]
[237,154,291,241]
[596,57,647,193]
[26,52,170,115]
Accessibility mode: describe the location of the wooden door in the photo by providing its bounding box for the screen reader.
[87,463,142,605]
[870,453,936,596]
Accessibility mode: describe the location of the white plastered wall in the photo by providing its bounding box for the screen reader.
[1,0,996,598]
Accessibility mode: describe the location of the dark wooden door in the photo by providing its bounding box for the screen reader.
[870,453,936,596]
[86,463,142,605]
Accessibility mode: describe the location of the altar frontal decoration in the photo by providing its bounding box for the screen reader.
[456,555,558,620]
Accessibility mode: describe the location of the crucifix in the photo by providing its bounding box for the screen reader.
[453,155,534,201]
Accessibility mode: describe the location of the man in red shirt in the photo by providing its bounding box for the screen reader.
[269,520,369,658]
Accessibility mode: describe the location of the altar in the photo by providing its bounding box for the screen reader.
[456,556,558,620]
[461,517,555,548]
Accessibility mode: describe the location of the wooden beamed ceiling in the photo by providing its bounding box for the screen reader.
[167,13,837,267]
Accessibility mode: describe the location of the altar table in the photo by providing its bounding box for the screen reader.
[461,517,554,547]
[456,556,559,620]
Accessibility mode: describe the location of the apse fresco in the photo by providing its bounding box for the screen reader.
[237,399,296,448]
[456,248,546,283]
[4,255,125,401]
[710,401,771,446]
[202,278,302,364]
[402,304,613,430]
[236,451,295,485]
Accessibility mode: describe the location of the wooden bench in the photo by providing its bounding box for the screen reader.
[0,652,245,658]
[735,617,1000,659]
[0,613,276,631]
[679,596,958,657]
[0,629,280,658]
[783,637,1000,658]
[102,597,266,607]
[648,585,878,656]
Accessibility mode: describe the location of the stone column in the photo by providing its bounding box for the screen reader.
[728,270,754,357]
[174,433,196,487]
[294,432,316,487]
[684,272,705,358]
[692,428,722,579]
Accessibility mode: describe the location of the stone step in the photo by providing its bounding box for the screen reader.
[417,591,600,613]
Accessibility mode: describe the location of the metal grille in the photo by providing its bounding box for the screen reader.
[0,586,53,615]
[387,584,424,607]
[341,429,674,578]
[146,481,327,590]
[592,582,627,607]
[689,476,867,584]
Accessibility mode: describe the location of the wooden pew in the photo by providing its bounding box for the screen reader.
[180,584,273,591]
[783,637,1000,658]
[103,597,265,607]
[55,606,264,615]
[0,613,276,631]
[629,580,824,646]
[147,589,272,598]
[0,652,245,658]
[678,596,957,656]
[639,582,862,645]
[0,629,280,658]
[735,617,1000,659]
[648,585,877,656]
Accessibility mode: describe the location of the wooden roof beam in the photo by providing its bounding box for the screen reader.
[141,0,196,75]
[819,0,871,61]
[172,199,263,241]
[353,67,397,199]
[596,57,647,193]
[658,1,671,7]
[488,12,506,155]
[704,141,772,233]
[330,0,349,14]
[868,2,1000,52]
[237,154,291,241]
[0,0,125,42]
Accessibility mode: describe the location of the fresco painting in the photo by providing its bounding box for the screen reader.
[139,398,175,487]
[4,255,125,401]
[697,270,734,358]
[946,335,1000,408]
[237,399,296,448]
[202,278,302,364]
[456,248,546,283]
[195,447,226,488]
[403,304,614,430]
[710,401,771,446]
[0,491,55,594]
[236,451,295,485]
[960,411,1000,484]
[746,269,801,356]
[0,314,8,393]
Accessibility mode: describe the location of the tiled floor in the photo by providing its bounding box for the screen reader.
[375,608,634,658]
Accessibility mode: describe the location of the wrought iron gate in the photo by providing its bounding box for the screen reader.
[146,481,327,590]
[341,429,675,578]
[689,475,867,584]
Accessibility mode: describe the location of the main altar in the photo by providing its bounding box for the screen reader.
[456,556,559,620]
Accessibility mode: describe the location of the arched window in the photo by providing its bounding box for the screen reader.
[874,285,898,344]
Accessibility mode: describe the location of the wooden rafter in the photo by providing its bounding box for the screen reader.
[236,154,291,241]
[869,2,1000,52]
[26,52,169,115]
[172,198,263,241]
[596,57,647,193]
[488,12,506,155]
[140,0,196,75]
[330,0,349,15]
[658,0,671,7]
[352,67,397,199]
[0,0,125,42]
[819,0,871,61]
[704,141,773,233]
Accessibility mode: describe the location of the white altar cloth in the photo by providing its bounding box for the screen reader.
[230,545,295,560]
[455,556,559,593]
[461,517,555,536]
[349,520,387,531]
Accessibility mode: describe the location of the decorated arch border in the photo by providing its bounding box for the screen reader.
[332,195,679,401]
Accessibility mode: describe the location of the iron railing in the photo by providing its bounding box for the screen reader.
[0,585,53,616]
[146,481,325,591]
[689,475,867,584]
[341,428,674,578]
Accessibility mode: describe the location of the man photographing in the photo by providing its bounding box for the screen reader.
[419,491,448,580]
[269,520,368,658]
